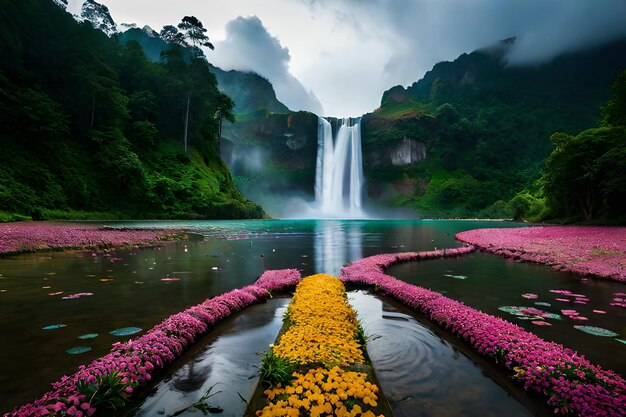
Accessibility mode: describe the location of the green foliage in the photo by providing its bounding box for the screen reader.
[260,350,295,387]
[507,190,547,222]
[76,371,137,415]
[602,69,626,127]
[0,0,263,220]
[0,211,31,222]
[168,385,223,416]
[367,39,626,218]
[542,127,626,222]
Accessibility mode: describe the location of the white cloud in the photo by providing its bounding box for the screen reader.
[210,16,324,115]
[67,0,626,116]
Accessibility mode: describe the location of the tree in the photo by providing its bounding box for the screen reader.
[177,16,214,57]
[159,25,187,46]
[601,69,626,127]
[174,16,214,153]
[215,92,235,152]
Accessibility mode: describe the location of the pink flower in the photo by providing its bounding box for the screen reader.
[7,269,301,417]
[456,226,626,282]
[341,249,626,417]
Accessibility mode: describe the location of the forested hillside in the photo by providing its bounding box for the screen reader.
[0,0,263,220]
[364,38,626,219]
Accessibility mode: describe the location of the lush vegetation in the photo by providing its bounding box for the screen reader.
[528,69,626,223]
[364,39,626,220]
[0,0,263,220]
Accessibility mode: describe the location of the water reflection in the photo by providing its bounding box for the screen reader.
[314,220,363,275]
[132,298,289,417]
[3,220,624,413]
[348,291,546,417]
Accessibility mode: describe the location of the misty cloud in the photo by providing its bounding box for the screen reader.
[210,16,324,115]
[302,0,626,89]
[67,0,626,115]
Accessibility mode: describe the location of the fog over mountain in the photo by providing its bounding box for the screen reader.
[65,0,626,115]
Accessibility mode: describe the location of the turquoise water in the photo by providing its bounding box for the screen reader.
[0,219,623,413]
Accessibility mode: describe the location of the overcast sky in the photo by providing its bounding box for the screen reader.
[67,0,626,117]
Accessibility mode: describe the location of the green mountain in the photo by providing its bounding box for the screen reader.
[118,28,289,115]
[0,0,263,220]
[363,38,626,218]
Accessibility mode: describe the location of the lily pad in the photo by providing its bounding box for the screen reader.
[498,306,524,316]
[110,327,142,336]
[78,333,99,340]
[532,320,552,326]
[444,274,468,280]
[616,339,626,345]
[573,325,619,337]
[534,301,552,307]
[521,293,538,299]
[66,346,92,355]
[43,324,66,330]
[550,289,572,295]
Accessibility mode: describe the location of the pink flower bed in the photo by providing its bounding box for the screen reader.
[5,269,301,417]
[341,250,626,417]
[0,222,179,255]
[456,226,626,282]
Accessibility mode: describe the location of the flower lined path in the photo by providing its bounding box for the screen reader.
[253,274,390,417]
[456,226,626,282]
[0,222,181,255]
[6,269,301,417]
[341,249,626,417]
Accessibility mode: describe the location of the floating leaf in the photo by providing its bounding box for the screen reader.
[160,278,181,282]
[592,310,607,314]
[43,324,66,330]
[66,346,92,355]
[78,333,99,340]
[561,309,579,316]
[62,292,93,300]
[534,301,551,307]
[521,293,538,299]
[48,292,63,296]
[110,327,142,336]
[616,339,626,345]
[571,316,589,321]
[573,326,618,337]
[532,320,552,326]
[498,306,524,316]
[555,298,570,302]
[444,274,468,280]
[520,307,545,316]
[550,289,572,295]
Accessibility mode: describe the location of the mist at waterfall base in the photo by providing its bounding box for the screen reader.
[225,115,417,219]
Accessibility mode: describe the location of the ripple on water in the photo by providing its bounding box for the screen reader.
[348,291,539,417]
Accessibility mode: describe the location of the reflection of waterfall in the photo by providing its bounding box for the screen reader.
[315,117,364,217]
[314,220,363,275]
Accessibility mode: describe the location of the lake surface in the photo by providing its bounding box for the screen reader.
[1,219,624,413]
[129,291,544,417]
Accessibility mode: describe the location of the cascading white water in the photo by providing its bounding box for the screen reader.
[315,117,364,217]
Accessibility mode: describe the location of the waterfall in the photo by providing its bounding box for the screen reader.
[315,117,364,217]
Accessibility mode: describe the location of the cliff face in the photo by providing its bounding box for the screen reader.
[220,111,318,214]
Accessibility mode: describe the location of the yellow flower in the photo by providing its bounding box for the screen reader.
[257,275,385,417]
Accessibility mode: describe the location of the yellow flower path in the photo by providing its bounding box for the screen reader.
[256,274,385,417]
